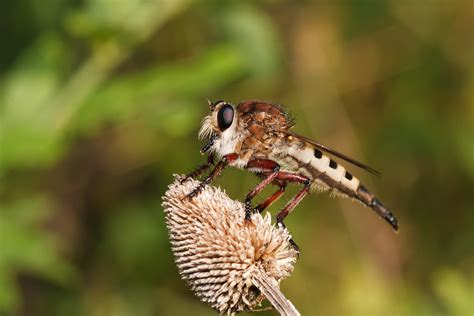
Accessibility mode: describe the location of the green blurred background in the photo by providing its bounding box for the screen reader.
[1,0,473,315]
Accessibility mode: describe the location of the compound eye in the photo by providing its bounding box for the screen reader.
[217,104,234,131]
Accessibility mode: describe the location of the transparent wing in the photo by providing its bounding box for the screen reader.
[283,131,382,177]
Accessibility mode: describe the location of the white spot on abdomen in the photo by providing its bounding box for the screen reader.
[291,146,313,164]
[341,174,360,191]
[288,144,361,192]
[311,155,330,172]
[325,163,345,182]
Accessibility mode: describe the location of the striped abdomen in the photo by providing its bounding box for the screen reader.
[286,143,398,231]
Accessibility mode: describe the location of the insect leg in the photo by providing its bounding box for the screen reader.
[181,153,215,184]
[244,159,280,220]
[272,171,311,252]
[275,183,310,224]
[187,153,237,199]
[274,171,311,223]
[254,180,287,213]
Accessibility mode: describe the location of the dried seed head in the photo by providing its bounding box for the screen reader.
[162,176,299,315]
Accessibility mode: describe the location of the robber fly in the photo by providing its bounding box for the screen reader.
[184,100,398,234]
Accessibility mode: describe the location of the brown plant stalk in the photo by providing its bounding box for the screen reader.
[162,175,300,315]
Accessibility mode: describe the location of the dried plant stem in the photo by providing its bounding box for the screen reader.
[252,269,300,316]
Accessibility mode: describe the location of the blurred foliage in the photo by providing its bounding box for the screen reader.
[0,0,473,315]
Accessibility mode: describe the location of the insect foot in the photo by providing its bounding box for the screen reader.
[178,175,191,184]
[276,220,300,256]
[163,175,300,315]
[186,187,201,200]
[244,199,254,221]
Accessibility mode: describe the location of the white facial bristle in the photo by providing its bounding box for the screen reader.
[198,115,213,140]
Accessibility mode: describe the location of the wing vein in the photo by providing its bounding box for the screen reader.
[284,131,382,177]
